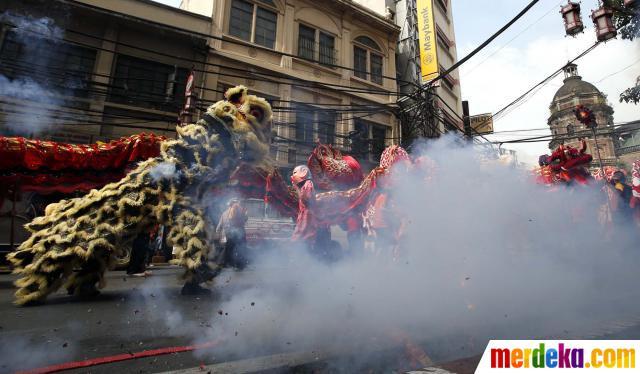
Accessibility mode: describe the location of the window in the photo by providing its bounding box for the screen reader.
[371,125,386,156]
[0,30,96,105]
[229,0,277,49]
[317,111,336,145]
[354,47,367,79]
[436,27,452,53]
[288,149,297,164]
[297,24,336,66]
[439,64,456,91]
[353,36,384,85]
[293,104,337,145]
[295,106,314,143]
[297,24,315,60]
[370,54,383,84]
[109,54,188,112]
[352,119,387,160]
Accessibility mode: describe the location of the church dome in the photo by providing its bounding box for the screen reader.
[552,63,602,102]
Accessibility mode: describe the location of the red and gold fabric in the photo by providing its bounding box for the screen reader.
[0,133,165,172]
[0,134,165,195]
[307,143,363,191]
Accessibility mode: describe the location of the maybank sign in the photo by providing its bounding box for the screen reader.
[477,340,637,373]
[416,0,438,82]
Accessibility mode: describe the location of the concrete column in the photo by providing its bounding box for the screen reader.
[280,4,295,69]
[340,27,352,81]
[93,24,118,138]
[201,55,221,106]
[386,43,397,94]
[340,95,351,149]
[209,0,225,50]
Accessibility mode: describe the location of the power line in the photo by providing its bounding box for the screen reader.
[428,0,541,85]
[464,0,564,76]
[62,27,403,97]
[4,22,406,100]
[595,57,640,83]
[0,54,393,112]
[489,42,600,124]
[55,0,416,87]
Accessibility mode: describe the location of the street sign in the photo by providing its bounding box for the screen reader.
[417,0,439,82]
[469,113,494,135]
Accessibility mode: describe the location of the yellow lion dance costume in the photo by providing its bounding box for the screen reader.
[8,86,273,305]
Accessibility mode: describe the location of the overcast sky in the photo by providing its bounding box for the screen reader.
[153,0,639,165]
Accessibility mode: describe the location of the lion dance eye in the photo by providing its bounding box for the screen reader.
[249,107,264,122]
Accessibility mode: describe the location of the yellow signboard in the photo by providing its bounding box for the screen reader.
[417,0,439,82]
[469,113,494,135]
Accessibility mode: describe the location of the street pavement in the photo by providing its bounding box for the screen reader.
[3,266,640,374]
[0,266,241,373]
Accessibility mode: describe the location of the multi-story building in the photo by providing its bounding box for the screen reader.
[616,120,640,168]
[354,0,464,134]
[0,0,400,173]
[181,0,401,171]
[547,63,618,168]
[0,0,213,144]
[0,0,401,256]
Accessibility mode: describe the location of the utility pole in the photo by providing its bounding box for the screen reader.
[462,100,471,141]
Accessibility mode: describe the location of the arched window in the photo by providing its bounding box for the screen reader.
[353,36,383,84]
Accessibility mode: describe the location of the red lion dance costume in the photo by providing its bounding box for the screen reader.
[535,139,593,185]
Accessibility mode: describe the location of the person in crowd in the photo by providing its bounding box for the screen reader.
[609,170,634,224]
[127,231,152,277]
[290,165,318,249]
[216,198,248,269]
[631,160,640,227]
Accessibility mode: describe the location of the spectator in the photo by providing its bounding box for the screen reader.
[216,198,248,269]
[127,232,152,277]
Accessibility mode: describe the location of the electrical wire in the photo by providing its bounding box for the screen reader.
[429,0,541,85]
[463,0,564,76]
[55,0,417,87]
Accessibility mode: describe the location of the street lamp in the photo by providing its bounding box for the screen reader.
[560,1,584,36]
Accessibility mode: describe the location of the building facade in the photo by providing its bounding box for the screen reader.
[0,0,401,255]
[354,0,464,133]
[184,0,401,171]
[0,0,400,173]
[548,63,618,168]
[0,0,213,144]
[616,120,640,168]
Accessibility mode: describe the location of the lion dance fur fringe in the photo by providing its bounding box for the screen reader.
[7,86,273,305]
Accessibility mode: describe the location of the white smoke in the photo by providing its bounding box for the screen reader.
[0,13,76,136]
[149,161,179,181]
[182,136,640,367]
[0,12,64,40]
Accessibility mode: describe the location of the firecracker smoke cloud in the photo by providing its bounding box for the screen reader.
[0,13,85,136]
[175,136,640,365]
